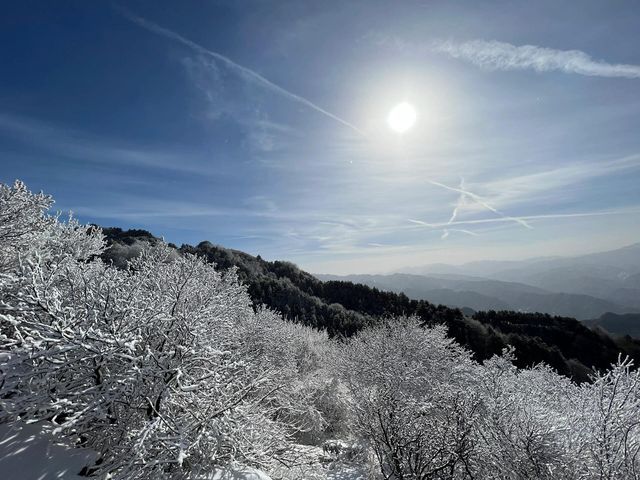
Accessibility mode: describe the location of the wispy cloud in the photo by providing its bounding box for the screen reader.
[181,55,297,155]
[72,197,255,220]
[479,153,640,208]
[117,7,366,136]
[0,112,208,174]
[433,40,640,78]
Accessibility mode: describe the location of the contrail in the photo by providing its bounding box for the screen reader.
[117,7,366,137]
[441,177,467,239]
[441,228,478,239]
[409,209,633,229]
[427,178,533,229]
[446,177,465,224]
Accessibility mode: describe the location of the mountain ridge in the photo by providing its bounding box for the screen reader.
[316,272,637,320]
[394,243,640,313]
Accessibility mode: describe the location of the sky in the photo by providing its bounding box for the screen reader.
[1,1,640,274]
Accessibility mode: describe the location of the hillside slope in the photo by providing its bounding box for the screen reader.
[102,228,640,382]
[584,313,640,338]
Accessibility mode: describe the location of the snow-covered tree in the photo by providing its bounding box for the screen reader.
[0,181,324,478]
[476,353,640,480]
[336,319,640,480]
[337,318,484,479]
[581,357,640,480]
[0,180,54,273]
[476,352,584,479]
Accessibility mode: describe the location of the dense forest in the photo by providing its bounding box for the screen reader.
[103,227,640,382]
[583,312,640,338]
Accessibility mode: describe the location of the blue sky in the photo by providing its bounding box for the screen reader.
[2,1,640,273]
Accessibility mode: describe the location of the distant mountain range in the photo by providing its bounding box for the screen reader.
[317,243,640,322]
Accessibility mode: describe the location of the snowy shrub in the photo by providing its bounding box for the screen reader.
[475,352,640,479]
[580,357,640,480]
[476,352,583,479]
[338,319,640,480]
[305,375,352,440]
[0,180,56,273]
[321,439,347,456]
[240,311,340,443]
[321,439,366,462]
[337,318,484,479]
[0,181,314,478]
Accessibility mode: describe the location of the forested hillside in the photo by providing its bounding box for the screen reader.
[103,228,640,382]
[584,312,640,338]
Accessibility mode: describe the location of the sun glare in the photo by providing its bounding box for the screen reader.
[387,102,417,133]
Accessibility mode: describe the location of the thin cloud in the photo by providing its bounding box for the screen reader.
[433,40,640,78]
[117,7,366,137]
[482,153,640,208]
[0,112,209,174]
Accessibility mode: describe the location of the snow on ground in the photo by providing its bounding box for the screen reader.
[0,421,97,480]
[203,467,272,479]
[325,464,369,480]
[0,422,276,480]
[267,444,370,480]
[0,421,367,480]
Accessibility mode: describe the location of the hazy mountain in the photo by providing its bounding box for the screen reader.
[401,257,558,278]
[404,243,640,275]
[398,243,640,311]
[316,273,636,320]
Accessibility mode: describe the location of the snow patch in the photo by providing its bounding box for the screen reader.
[0,421,97,480]
[202,466,272,480]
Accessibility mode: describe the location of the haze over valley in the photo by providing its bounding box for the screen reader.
[319,242,640,321]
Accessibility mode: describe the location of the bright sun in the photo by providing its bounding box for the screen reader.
[387,102,417,133]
